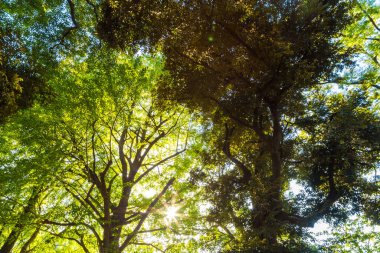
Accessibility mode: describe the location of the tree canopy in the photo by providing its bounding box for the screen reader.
[0,0,379,252]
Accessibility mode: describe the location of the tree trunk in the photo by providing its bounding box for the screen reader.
[0,225,23,253]
[20,226,40,253]
[0,187,40,253]
[101,221,122,253]
[262,104,283,245]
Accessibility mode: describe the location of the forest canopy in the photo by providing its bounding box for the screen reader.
[0,0,379,252]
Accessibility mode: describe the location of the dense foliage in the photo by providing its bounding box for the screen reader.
[0,0,379,252]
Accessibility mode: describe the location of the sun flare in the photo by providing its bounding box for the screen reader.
[165,206,179,224]
[166,206,179,220]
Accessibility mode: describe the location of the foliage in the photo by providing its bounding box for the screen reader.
[0,49,196,252]
[98,1,378,248]
[0,0,379,252]
[319,217,380,252]
[338,0,380,93]
[96,0,380,251]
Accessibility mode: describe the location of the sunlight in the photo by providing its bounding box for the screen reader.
[142,188,156,199]
[165,206,179,224]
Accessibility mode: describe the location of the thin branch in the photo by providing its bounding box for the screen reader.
[119,178,175,251]
[63,183,102,219]
[136,132,166,171]
[85,0,99,22]
[208,96,268,141]
[213,18,265,64]
[130,242,165,252]
[356,0,380,32]
[118,128,129,181]
[137,227,166,234]
[42,220,77,226]
[135,150,185,184]
[42,219,102,245]
[52,0,80,48]
[44,229,90,253]
[365,37,380,41]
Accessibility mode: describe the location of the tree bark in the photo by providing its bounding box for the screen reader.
[19,226,40,253]
[0,187,40,253]
[262,104,283,244]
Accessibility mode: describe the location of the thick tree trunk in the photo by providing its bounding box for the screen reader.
[100,235,121,253]
[0,225,22,253]
[259,104,283,245]
[269,104,282,197]
[101,214,123,253]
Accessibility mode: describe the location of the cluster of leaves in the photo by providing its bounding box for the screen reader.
[319,217,380,252]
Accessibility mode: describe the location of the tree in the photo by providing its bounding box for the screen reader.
[0,25,51,253]
[0,111,59,253]
[1,50,192,253]
[0,0,379,252]
[0,0,106,123]
[0,1,87,249]
[338,0,380,92]
[97,0,380,251]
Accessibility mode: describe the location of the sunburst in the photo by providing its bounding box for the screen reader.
[162,195,184,226]
[165,205,180,224]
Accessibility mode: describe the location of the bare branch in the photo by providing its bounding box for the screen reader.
[118,128,129,182]
[42,219,101,245]
[19,226,40,253]
[62,183,102,220]
[280,160,340,227]
[44,229,90,253]
[42,220,77,226]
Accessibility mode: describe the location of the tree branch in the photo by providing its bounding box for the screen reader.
[119,178,175,251]
[356,0,380,32]
[130,242,165,252]
[222,124,252,182]
[85,0,99,22]
[52,0,80,48]
[280,159,340,227]
[135,149,185,184]
[19,226,40,253]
